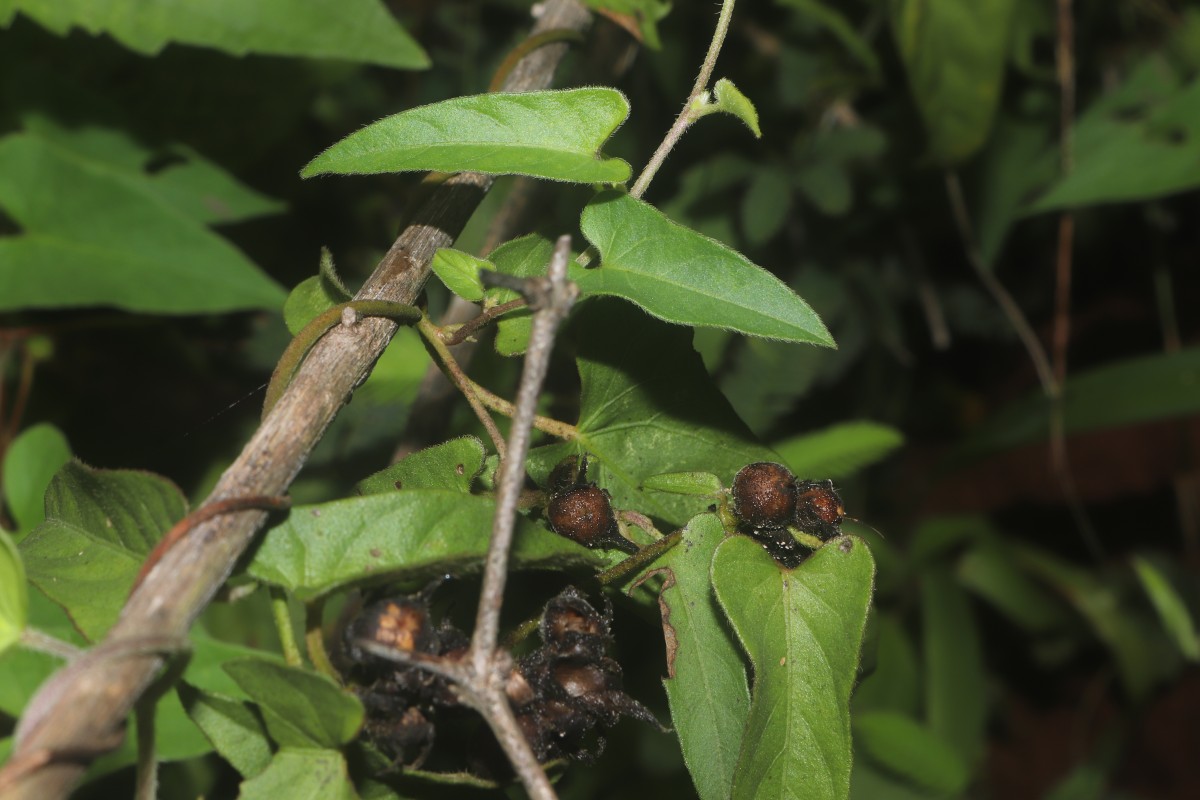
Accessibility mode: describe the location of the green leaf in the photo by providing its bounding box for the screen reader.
[976,108,1055,267]
[246,491,601,602]
[282,249,352,335]
[642,472,724,497]
[1030,59,1200,211]
[0,0,428,69]
[21,118,286,226]
[957,346,1200,462]
[660,514,750,800]
[1,422,71,538]
[302,89,631,184]
[0,128,286,313]
[740,168,792,245]
[0,588,85,716]
[854,711,970,795]
[431,249,493,303]
[185,627,286,700]
[795,160,853,216]
[490,234,555,356]
[712,535,875,800]
[890,0,1017,163]
[18,462,186,641]
[777,0,882,77]
[238,748,358,800]
[708,78,762,138]
[1132,555,1200,662]
[957,539,1074,633]
[921,569,987,766]
[529,301,774,529]
[773,421,904,479]
[178,683,273,778]
[223,658,362,749]
[356,436,486,495]
[0,529,26,655]
[854,614,920,717]
[578,191,835,346]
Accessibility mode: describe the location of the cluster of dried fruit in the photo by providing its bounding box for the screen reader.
[506,586,663,762]
[731,461,846,567]
[341,584,467,768]
[341,583,660,772]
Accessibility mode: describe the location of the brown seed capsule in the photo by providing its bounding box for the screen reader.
[544,454,638,553]
[794,479,845,540]
[732,462,797,530]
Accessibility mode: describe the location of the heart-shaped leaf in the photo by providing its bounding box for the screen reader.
[302,89,631,184]
[712,534,875,800]
[660,513,750,800]
[19,462,186,640]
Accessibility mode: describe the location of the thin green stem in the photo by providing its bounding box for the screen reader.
[467,377,578,440]
[305,599,339,681]
[264,300,422,419]
[943,172,1057,396]
[417,315,508,456]
[269,587,303,667]
[597,529,683,587]
[441,298,527,347]
[629,0,738,199]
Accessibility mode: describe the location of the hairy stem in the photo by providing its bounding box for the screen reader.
[269,587,303,667]
[629,0,737,199]
[417,315,508,456]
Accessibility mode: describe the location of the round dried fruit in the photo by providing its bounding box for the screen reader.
[732,462,797,530]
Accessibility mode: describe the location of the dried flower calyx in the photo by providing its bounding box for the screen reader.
[341,583,466,767]
[730,462,846,568]
[507,586,665,763]
[545,455,638,554]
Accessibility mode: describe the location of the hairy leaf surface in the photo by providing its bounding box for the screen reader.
[712,534,875,800]
[661,513,750,800]
[246,491,601,601]
[19,462,186,640]
[302,89,630,183]
[578,192,834,345]
[0,0,427,68]
[0,128,285,313]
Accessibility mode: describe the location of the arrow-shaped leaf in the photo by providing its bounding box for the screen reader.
[302,89,631,184]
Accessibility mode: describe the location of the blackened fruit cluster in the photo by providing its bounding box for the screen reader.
[730,462,845,568]
[506,586,663,763]
[342,592,467,768]
[545,455,638,555]
[342,584,661,774]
